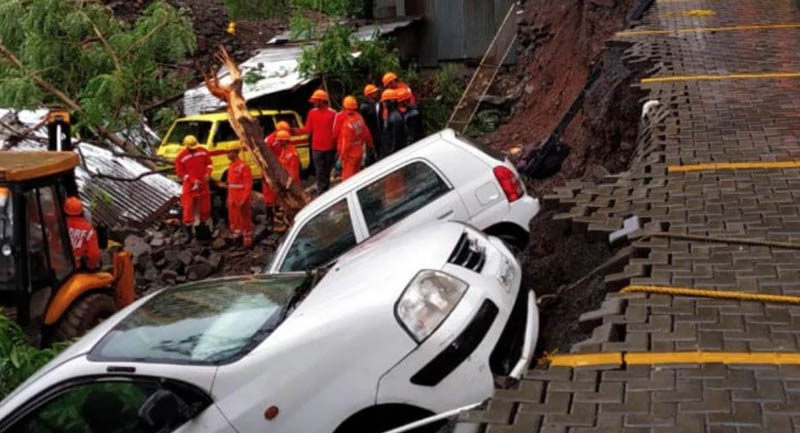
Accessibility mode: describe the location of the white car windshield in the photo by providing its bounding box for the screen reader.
[89,274,308,365]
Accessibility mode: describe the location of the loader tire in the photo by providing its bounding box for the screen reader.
[53,293,116,341]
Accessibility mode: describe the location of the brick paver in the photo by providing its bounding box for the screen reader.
[461,0,800,431]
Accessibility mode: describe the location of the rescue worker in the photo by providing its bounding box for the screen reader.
[262,130,300,223]
[334,96,374,181]
[64,196,101,270]
[225,149,253,248]
[381,89,407,156]
[174,135,213,241]
[265,120,291,156]
[397,87,423,145]
[382,72,416,105]
[360,84,383,160]
[294,89,337,194]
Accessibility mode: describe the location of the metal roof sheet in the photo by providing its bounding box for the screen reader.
[0,110,180,229]
[183,18,418,116]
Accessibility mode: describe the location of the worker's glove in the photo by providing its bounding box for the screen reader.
[192,180,200,191]
[182,175,189,182]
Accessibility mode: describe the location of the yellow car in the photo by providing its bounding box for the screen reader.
[156,110,311,182]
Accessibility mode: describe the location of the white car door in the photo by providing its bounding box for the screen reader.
[0,376,236,433]
[272,194,366,272]
[353,159,469,238]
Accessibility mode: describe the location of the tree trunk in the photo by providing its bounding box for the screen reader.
[204,48,310,216]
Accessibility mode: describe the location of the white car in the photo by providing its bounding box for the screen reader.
[268,129,540,273]
[0,222,538,433]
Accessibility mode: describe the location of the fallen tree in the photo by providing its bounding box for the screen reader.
[204,47,310,219]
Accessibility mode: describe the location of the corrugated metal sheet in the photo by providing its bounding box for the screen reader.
[420,0,517,65]
[0,110,180,229]
[183,46,311,116]
[184,19,417,116]
[435,0,466,60]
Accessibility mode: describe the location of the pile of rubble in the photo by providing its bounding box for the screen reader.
[117,212,284,294]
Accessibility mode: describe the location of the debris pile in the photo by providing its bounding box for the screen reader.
[118,215,284,294]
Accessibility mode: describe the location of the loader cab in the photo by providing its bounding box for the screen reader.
[0,152,135,345]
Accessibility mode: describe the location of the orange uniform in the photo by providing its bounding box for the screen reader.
[264,131,281,156]
[262,145,301,205]
[226,157,253,246]
[66,215,101,270]
[334,111,373,180]
[175,146,213,225]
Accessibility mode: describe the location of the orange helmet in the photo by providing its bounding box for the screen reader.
[276,121,291,131]
[363,84,379,97]
[64,196,83,216]
[309,89,329,102]
[276,130,291,141]
[396,87,412,102]
[381,89,398,102]
[382,72,398,87]
[343,96,358,110]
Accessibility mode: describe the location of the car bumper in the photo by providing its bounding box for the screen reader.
[375,232,539,413]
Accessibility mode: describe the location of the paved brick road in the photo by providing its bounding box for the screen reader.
[460,0,800,431]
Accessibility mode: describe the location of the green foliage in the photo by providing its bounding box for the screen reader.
[153,106,179,136]
[297,23,400,104]
[0,309,68,399]
[223,0,363,19]
[293,0,363,16]
[422,63,465,134]
[0,0,196,133]
[222,0,289,20]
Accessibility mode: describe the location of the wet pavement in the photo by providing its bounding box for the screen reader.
[460,0,800,431]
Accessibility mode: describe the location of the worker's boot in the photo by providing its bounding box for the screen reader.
[182,224,193,244]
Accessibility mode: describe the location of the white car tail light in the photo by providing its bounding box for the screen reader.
[493,166,524,202]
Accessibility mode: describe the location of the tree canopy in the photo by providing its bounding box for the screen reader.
[0,0,196,137]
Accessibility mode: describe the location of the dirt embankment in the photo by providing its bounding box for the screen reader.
[489,0,653,355]
[107,0,286,73]
[485,0,639,197]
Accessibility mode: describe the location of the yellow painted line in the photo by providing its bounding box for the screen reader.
[659,9,715,18]
[643,72,800,83]
[548,351,800,368]
[625,351,800,365]
[668,161,800,173]
[548,352,623,368]
[617,22,800,37]
[621,284,800,305]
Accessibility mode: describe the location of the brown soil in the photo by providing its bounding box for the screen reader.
[483,0,638,197]
[106,0,286,73]
[485,0,650,356]
[521,210,613,355]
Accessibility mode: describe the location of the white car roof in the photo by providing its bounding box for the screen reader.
[294,129,461,222]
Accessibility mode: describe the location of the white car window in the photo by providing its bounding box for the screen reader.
[357,161,450,235]
[280,199,356,272]
[7,381,160,433]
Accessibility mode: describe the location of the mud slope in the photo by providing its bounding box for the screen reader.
[486,0,639,196]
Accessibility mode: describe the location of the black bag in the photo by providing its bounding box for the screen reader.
[526,139,571,179]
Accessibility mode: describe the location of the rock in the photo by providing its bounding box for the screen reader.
[187,262,214,281]
[124,234,151,261]
[136,252,153,269]
[212,237,227,250]
[250,266,262,274]
[208,253,223,270]
[524,84,535,94]
[176,275,187,283]
[160,270,178,285]
[154,258,167,269]
[143,267,159,283]
[150,237,165,247]
[177,251,193,267]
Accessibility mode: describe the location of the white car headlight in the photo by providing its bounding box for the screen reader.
[395,270,468,343]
